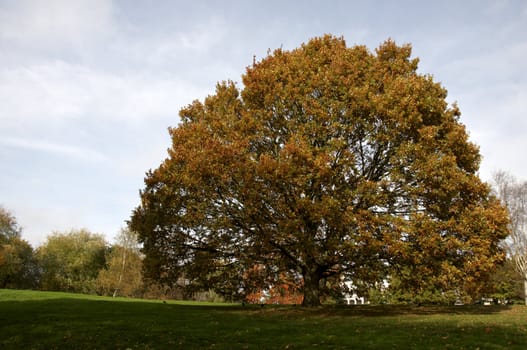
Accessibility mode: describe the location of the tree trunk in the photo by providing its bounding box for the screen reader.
[302,268,322,307]
[113,247,128,298]
[524,278,527,306]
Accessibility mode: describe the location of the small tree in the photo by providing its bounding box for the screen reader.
[96,228,143,297]
[37,229,107,294]
[0,206,39,289]
[493,171,527,304]
[0,206,21,243]
[487,258,523,303]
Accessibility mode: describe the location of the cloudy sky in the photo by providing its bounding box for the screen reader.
[1,0,526,246]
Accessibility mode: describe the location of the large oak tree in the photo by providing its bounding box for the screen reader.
[131,36,508,306]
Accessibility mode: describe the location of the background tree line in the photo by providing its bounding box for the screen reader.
[0,208,143,298]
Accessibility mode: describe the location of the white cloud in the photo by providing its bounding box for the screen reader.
[175,16,227,52]
[0,60,205,127]
[0,136,108,163]
[0,0,115,50]
[9,204,83,247]
[485,0,510,14]
[0,62,89,124]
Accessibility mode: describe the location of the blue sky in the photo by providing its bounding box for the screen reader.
[1,0,526,246]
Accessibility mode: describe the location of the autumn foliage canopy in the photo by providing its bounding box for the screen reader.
[130,35,509,306]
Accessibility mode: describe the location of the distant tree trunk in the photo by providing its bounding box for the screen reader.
[302,268,322,307]
[514,256,527,305]
[113,247,127,298]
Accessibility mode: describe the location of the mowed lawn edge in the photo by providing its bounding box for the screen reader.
[1,289,526,349]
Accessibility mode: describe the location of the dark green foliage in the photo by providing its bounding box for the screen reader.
[36,229,107,294]
[0,206,21,243]
[487,259,524,303]
[0,237,39,289]
[0,206,39,289]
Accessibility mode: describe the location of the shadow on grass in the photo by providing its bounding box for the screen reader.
[1,295,512,318]
[234,303,513,319]
[321,303,513,316]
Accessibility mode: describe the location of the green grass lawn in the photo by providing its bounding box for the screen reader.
[1,289,526,349]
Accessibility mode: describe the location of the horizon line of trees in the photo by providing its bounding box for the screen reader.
[0,209,145,298]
